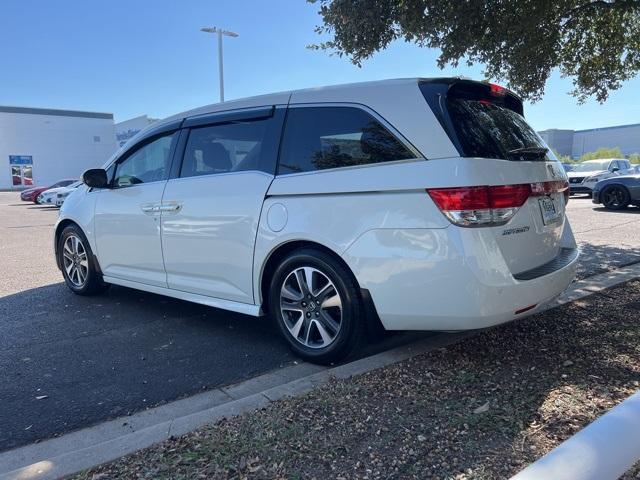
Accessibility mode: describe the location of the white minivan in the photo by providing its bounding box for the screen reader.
[55,78,578,363]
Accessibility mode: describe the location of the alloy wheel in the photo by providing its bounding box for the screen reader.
[603,186,627,208]
[280,266,343,349]
[62,234,89,287]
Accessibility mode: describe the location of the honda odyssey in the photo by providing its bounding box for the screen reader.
[54,78,578,363]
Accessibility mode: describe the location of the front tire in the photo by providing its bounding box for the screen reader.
[268,248,365,364]
[58,225,108,295]
[601,185,630,210]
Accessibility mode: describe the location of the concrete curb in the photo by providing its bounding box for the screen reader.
[1,263,639,480]
[510,390,640,480]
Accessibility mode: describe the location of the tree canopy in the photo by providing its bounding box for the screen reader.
[309,0,640,103]
[581,147,624,160]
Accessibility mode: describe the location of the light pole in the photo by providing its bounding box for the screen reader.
[201,27,238,102]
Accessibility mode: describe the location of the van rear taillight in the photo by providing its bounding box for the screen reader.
[427,181,568,227]
[531,180,570,204]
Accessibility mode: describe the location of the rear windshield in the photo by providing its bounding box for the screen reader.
[421,81,556,162]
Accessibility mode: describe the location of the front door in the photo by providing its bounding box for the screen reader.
[161,109,283,304]
[94,131,179,287]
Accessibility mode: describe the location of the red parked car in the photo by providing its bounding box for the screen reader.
[21,179,76,203]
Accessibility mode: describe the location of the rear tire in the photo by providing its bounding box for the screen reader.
[58,225,109,295]
[601,185,630,210]
[268,248,365,364]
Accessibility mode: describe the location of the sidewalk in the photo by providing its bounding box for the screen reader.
[73,280,640,480]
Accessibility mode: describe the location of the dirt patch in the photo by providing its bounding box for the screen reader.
[75,281,640,480]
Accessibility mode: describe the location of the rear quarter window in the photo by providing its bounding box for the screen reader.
[278,106,416,175]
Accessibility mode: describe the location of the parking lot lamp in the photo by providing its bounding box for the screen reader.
[200,27,239,102]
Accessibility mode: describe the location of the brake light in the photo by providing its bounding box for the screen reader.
[490,83,506,96]
[531,179,570,205]
[427,181,569,227]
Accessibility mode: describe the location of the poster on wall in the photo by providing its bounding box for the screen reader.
[9,155,34,186]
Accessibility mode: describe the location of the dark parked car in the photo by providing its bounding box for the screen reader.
[592,169,640,210]
[20,179,76,203]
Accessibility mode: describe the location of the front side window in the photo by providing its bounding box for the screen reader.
[180,118,272,178]
[620,160,630,170]
[278,107,416,175]
[113,132,177,187]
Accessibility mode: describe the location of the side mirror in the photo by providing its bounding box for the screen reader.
[82,168,109,188]
[611,167,620,172]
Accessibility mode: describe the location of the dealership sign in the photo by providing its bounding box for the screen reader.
[9,155,33,165]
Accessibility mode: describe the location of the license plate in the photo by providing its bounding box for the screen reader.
[538,196,560,225]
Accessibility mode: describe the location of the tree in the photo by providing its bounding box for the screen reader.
[309,0,640,103]
[580,147,623,160]
[552,149,573,163]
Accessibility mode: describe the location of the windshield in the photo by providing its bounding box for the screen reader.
[572,161,609,172]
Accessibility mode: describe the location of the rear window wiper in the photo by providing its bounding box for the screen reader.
[508,146,548,157]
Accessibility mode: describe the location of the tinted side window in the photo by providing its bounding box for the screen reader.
[278,107,415,174]
[113,132,177,187]
[180,118,273,178]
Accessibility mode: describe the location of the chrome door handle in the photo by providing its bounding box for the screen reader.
[140,203,160,214]
[159,203,182,213]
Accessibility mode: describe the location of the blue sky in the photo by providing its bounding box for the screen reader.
[1,0,639,131]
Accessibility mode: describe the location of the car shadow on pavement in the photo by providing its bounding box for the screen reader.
[592,206,640,214]
[575,241,640,279]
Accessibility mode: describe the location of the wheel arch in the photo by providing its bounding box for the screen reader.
[54,219,80,270]
[258,238,385,337]
[259,240,359,311]
[54,219,102,274]
[602,182,629,192]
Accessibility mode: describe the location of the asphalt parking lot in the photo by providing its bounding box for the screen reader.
[0,192,638,453]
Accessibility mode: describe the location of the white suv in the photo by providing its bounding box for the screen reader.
[568,158,632,195]
[55,78,578,363]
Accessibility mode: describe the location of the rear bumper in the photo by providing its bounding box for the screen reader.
[569,185,593,194]
[342,223,578,331]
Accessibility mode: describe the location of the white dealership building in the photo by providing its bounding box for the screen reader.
[539,122,640,159]
[0,106,116,190]
[115,115,157,148]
